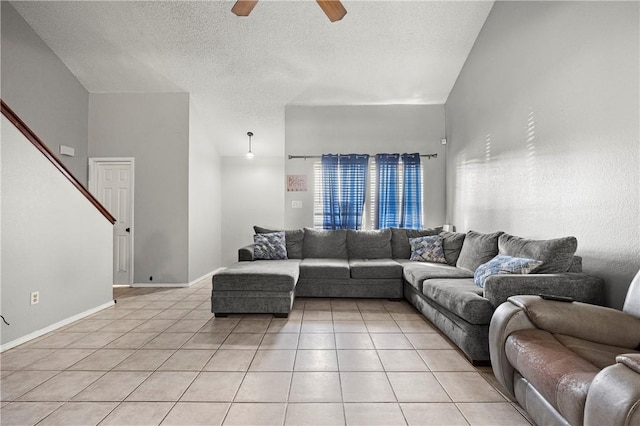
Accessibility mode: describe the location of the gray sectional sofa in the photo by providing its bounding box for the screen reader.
[212,226,604,363]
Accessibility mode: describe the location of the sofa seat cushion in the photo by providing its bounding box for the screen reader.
[349,259,403,279]
[213,260,300,292]
[402,261,473,293]
[299,258,351,280]
[421,278,494,324]
[506,329,600,426]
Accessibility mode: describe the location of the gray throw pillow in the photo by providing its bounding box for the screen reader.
[498,233,578,274]
[347,229,392,259]
[390,227,442,259]
[254,226,304,259]
[456,230,504,272]
[302,228,348,259]
[439,231,466,266]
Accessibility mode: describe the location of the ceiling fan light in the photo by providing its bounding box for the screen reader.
[232,0,259,17]
[316,0,347,22]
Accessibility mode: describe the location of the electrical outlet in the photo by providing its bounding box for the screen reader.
[31,291,40,305]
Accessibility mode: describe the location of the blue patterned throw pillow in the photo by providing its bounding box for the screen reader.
[474,255,543,288]
[409,235,447,263]
[254,232,287,260]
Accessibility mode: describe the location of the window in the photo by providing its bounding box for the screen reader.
[314,154,424,230]
[318,154,369,230]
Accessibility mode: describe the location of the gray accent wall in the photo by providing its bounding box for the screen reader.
[188,99,223,281]
[284,105,447,230]
[89,93,190,284]
[1,115,113,347]
[221,157,285,266]
[445,1,640,308]
[1,2,89,186]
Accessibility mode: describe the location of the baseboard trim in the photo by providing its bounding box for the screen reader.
[0,300,116,353]
[132,283,191,288]
[189,269,220,286]
[132,268,223,288]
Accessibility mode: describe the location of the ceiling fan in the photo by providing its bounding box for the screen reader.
[232,0,347,22]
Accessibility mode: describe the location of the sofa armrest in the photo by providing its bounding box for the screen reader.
[489,300,537,397]
[508,295,640,349]
[238,244,255,261]
[617,353,640,373]
[483,272,603,308]
[585,353,640,426]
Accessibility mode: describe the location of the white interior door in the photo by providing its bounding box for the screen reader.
[89,158,134,285]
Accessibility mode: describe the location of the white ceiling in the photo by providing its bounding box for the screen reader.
[11,0,494,156]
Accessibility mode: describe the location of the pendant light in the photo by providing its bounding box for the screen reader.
[246,131,254,158]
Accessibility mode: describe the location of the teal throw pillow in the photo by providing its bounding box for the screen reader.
[409,235,447,264]
[254,232,287,260]
[474,254,543,288]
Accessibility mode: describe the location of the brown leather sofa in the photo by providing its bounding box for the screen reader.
[489,271,640,426]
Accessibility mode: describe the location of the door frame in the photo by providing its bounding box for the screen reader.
[88,157,135,286]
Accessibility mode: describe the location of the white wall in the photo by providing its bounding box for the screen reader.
[1,116,113,347]
[284,105,446,230]
[89,93,190,284]
[188,99,223,281]
[221,157,285,266]
[445,1,640,308]
[1,2,90,186]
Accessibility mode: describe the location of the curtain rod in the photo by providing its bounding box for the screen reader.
[288,153,438,160]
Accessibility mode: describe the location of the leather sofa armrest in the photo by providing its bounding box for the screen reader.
[488,300,537,398]
[508,295,640,349]
[483,272,603,308]
[617,353,640,374]
[238,244,255,261]
[585,353,640,426]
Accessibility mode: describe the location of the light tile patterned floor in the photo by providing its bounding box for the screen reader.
[0,279,533,425]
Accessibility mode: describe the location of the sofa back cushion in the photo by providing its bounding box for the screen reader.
[439,231,466,266]
[254,226,305,259]
[498,234,578,274]
[347,229,392,259]
[456,230,504,272]
[390,227,442,259]
[303,228,348,259]
[567,256,582,273]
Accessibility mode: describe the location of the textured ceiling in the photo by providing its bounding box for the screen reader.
[11,1,493,156]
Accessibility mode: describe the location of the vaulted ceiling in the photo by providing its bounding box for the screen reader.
[11,1,493,156]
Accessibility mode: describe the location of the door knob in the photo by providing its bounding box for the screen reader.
[126,228,130,233]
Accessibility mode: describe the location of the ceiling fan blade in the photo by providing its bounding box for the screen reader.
[316,0,347,22]
[232,0,259,17]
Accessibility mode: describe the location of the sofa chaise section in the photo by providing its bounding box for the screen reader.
[211,259,300,317]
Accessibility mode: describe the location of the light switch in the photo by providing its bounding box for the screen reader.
[59,145,75,157]
[292,201,303,209]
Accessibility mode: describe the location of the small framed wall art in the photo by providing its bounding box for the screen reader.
[287,175,307,192]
